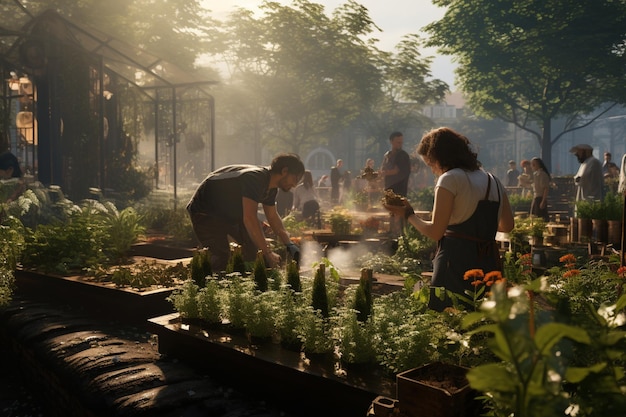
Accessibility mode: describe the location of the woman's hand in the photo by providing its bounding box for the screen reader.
[383,198,414,219]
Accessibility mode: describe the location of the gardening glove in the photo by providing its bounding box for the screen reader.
[286,242,300,266]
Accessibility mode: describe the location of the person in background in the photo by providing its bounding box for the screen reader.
[530,157,551,222]
[381,131,412,235]
[570,144,603,202]
[517,159,533,196]
[186,153,304,271]
[602,152,618,177]
[341,170,352,203]
[506,160,520,187]
[380,131,411,197]
[293,170,319,223]
[383,127,514,312]
[330,159,343,204]
[275,189,293,218]
[0,150,25,202]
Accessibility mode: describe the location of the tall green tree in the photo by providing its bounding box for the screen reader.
[219,0,383,156]
[356,34,448,155]
[426,0,626,170]
[12,0,214,69]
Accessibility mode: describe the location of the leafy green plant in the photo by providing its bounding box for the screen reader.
[575,198,603,220]
[281,213,308,236]
[298,305,334,355]
[167,280,200,319]
[196,278,223,325]
[333,304,377,365]
[109,259,186,289]
[327,208,352,235]
[224,275,255,330]
[602,192,623,221]
[276,288,304,350]
[97,202,145,260]
[463,278,626,417]
[0,265,14,308]
[243,290,277,340]
[22,207,109,274]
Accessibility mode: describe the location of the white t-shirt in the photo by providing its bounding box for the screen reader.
[436,168,504,225]
[292,184,318,210]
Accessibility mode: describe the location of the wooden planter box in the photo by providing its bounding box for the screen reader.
[14,269,177,325]
[147,313,395,417]
[396,362,480,417]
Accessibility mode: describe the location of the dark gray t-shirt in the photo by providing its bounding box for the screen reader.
[186,165,276,222]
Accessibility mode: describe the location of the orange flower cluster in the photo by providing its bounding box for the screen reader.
[463,269,506,288]
[559,253,577,270]
[519,253,533,276]
[617,266,626,279]
[563,269,581,278]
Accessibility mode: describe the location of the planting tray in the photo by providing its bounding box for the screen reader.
[14,269,177,325]
[148,313,395,417]
[396,362,480,417]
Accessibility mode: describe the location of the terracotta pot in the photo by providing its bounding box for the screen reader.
[578,218,593,242]
[570,217,578,243]
[607,220,622,247]
[592,219,608,243]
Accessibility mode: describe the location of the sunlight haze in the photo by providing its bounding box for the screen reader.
[201,0,456,87]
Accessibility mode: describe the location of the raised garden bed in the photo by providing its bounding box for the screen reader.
[14,268,178,325]
[147,312,395,417]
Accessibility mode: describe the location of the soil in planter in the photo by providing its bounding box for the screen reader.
[411,363,468,393]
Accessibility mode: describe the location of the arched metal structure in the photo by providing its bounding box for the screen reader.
[0,4,216,202]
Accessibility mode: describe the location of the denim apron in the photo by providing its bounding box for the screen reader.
[429,173,502,311]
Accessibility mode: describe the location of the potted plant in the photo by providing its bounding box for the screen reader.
[574,198,600,242]
[327,208,352,235]
[603,192,623,245]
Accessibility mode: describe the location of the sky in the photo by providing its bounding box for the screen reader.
[201,0,456,87]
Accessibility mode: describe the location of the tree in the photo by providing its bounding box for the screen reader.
[10,0,214,70]
[219,0,383,156]
[355,34,449,156]
[425,0,626,170]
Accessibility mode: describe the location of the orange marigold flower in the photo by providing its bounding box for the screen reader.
[485,281,494,287]
[519,255,532,266]
[563,269,580,278]
[464,269,484,281]
[484,271,502,282]
[559,254,576,264]
[471,280,483,287]
[617,266,626,278]
[565,263,576,270]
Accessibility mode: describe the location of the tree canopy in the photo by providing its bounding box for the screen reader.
[426,0,626,169]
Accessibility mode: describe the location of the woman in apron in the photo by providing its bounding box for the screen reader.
[384,127,514,311]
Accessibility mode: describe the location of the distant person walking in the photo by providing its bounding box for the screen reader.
[380,131,411,197]
[506,160,520,187]
[330,159,343,204]
[517,159,533,196]
[530,157,550,222]
[570,144,603,202]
